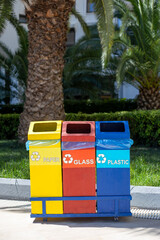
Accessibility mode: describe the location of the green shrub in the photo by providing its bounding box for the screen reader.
[0,99,137,114]
[0,105,23,114]
[0,114,19,139]
[64,99,137,113]
[0,110,159,146]
[66,110,160,146]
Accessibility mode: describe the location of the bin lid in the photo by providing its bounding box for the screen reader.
[96,121,130,139]
[28,120,62,140]
[62,121,95,142]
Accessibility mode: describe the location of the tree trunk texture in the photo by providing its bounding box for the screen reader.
[18,0,75,142]
[137,87,160,110]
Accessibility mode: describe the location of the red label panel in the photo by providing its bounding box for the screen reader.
[62,149,95,168]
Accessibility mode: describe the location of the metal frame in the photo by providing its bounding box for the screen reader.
[30,195,132,218]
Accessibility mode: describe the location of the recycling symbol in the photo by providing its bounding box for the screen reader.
[63,154,73,164]
[31,152,40,161]
[97,154,106,164]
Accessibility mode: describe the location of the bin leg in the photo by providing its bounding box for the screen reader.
[43,218,48,222]
[113,199,119,221]
[115,199,119,217]
[114,217,119,222]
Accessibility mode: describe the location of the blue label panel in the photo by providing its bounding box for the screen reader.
[96,150,130,168]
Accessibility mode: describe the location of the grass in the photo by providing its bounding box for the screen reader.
[0,140,160,186]
[0,140,29,179]
[130,147,160,186]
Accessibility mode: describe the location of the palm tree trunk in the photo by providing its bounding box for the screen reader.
[18,0,75,142]
[137,87,160,110]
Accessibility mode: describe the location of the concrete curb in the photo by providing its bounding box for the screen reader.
[131,185,160,209]
[0,178,160,209]
[0,178,30,201]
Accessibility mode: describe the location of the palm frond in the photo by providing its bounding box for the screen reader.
[71,8,90,38]
[0,0,15,33]
[93,0,114,68]
[8,14,28,52]
[21,0,35,11]
[0,42,13,59]
[0,13,28,104]
[114,0,160,90]
[64,23,116,99]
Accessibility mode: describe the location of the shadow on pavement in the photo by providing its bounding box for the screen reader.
[0,203,31,213]
[1,201,160,238]
[33,216,160,236]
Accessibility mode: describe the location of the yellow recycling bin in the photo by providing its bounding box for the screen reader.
[28,120,63,214]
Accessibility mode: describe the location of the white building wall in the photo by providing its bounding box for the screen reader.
[118,83,139,99]
[0,0,139,99]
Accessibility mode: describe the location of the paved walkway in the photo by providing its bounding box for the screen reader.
[0,200,160,240]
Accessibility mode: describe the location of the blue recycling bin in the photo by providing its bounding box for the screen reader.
[96,121,133,215]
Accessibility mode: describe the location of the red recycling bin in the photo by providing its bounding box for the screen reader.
[62,121,96,213]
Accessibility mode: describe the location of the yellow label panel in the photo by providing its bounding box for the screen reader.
[46,201,63,214]
[31,201,42,214]
[30,165,63,197]
[29,147,61,166]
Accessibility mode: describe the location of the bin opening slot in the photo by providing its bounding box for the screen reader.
[67,124,91,134]
[33,122,57,132]
[100,123,125,132]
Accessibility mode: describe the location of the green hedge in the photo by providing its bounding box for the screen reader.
[66,110,160,147]
[65,99,137,113]
[0,110,159,146]
[0,105,23,114]
[0,99,137,114]
[0,114,19,139]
